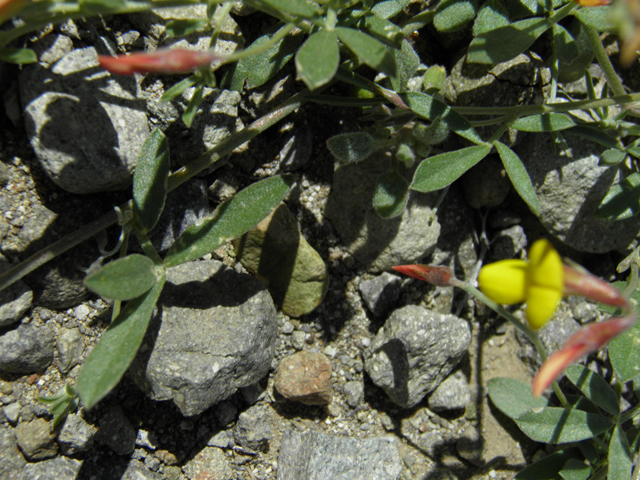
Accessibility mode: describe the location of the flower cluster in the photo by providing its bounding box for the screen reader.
[394,239,636,397]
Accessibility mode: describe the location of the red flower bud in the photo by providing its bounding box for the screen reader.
[392,264,458,287]
[98,49,222,75]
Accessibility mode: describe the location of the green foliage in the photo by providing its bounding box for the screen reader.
[296,29,339,90]
[164,175,295,266]
[373,170,409,218]
[494,141,540,215]
[564,365,619,416]
[596,172,640,220]
[434,0,478,33]
[511,113,576,132]
[76,277,165,410]
[0,47,37,64]
[133,129,170,232]
[609,285,640,381]
[410,145,492,193]
[37,385,78,428]
[515,407,613,444]
[335,27,396,78]
[84,254,157,301]
[487,377,549,419]
[326,132,378,164]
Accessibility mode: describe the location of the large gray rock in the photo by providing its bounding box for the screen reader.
[20,45,149,194]
[22,456,82,480]
[57,413,96,455]
[128,260,278,416]
[364,305,471,408]
[0,324,54,374]
[15,418,58,461]
[0,424,26,480]
[94,406,136,456]
[326,153,441,272]
[515,134,640,253]
[278,429,402,480]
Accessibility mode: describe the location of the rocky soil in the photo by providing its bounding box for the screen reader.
[0,4,638,480]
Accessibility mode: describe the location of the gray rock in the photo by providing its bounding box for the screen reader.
[94,406,136,456]
[122,459,162,480]
[240,382,265,405]
[0,324,54,374]
[514,134,640,253]
[207,430,230,448]
[22,455,82,480]
[517,312,582,372]
[26,250,88,309]
[456,427,484,466]
[213,400,238,427]
[0,424,26,480]
[326,153,441,272]
[20,45,149,194]
[0,259,32,328]
[359,273,402,317]
[364,305,471,408]
[15,418,58,460]
[234,203,329,318]
[427,371,471,412]
[136,179,209,253]
[55,327,85,374]
[233,405,272,450]
[57,413,96,455]
[182,447,233,479]
[3,402,21,425]
[128,260,278,416]
[277,429,402,480]
[343,381,364,408]
[490,225,528,261]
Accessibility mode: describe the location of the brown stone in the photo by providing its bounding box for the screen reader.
[14,418,57,460]
[275,352,332,405]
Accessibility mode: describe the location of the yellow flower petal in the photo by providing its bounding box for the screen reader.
[527,239,563,292]
[478,259,528,304]
[526,285,563,329]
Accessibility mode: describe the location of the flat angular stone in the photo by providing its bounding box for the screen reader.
[275,351,332,405]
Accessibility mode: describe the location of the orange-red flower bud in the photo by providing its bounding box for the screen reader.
[98,49,221,75]
[392,264,457,287]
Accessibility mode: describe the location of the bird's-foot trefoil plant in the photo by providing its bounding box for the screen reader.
[394,239,640,480]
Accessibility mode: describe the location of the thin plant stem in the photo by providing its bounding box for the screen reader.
[453,280,569,406]
[583,25,626,97]
[0,89,311,292]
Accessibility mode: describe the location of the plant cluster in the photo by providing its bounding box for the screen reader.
[1,0,640,478]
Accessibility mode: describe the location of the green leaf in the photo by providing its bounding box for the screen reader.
[373,170,409,218]
[434,0,478,33]
[473,0,509,36]
[78,0,126,13]
[487,377,549,420]
[574,6,616,33]
[361,12,405,48]
[133,129,170,232]
[0,48,37,64]
[512,113,575,132]
[165,19,210,37]
[327,132,378,164]
[182,82,204,128]
[563,125,620,150]
[494,141,540,216]
[600,148,626,166]
[596,172,640,220]
[609,424,633,480]
[559,459,591,480]
[467,17,551,64]
[552,24,579,65]
[609,287,640,382]
[164,175,295,267]
[515,407,614,444]
[564,365,619,416]
[84,255,157,301]
[627,146,640,160]
[515,449,583,480]
[226,31,302,91]
[390,39,419,92]
[422,65,447,94]
[258,0,317,17]
[77,277,165,409]
[410,145,491,193]
[371,0,409,19]
[335,27,397,78]
[161,75,200,102]
[295,30,339,90]
[402,92,483,144]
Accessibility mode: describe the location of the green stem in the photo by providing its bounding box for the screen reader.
[452,92,640,116]
[454,280,569,406]
[221,23,296,64]
[0,89,311,292]
[583,25,626,97]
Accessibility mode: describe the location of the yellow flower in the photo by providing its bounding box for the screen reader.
[478,239,563,329]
